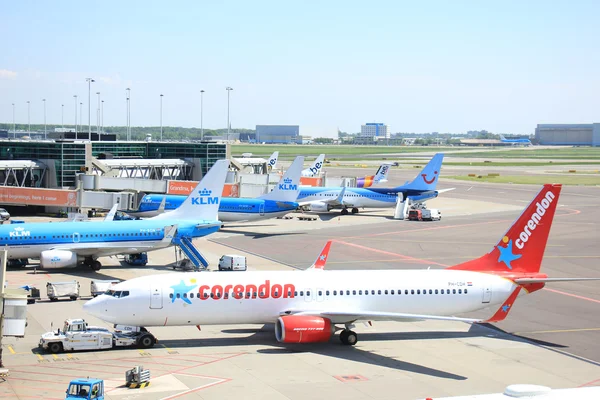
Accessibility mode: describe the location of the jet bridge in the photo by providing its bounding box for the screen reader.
[0,160,47,187]
[92,158,194,180]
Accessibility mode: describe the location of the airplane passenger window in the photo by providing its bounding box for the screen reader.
[333,291,336,295]
[458,289,462,294]
[378,290,382,295]
[429,289,433,294]
[411,290,415,295]
[274,291,279,297]
[306,291,310,296]
[318,291,323,296]
[391,290,395,295]
[453,289,456,294]
[176,293,180,298]
[417,290,420,294]
[352,290,356,295]
[464,289,468,294]
[183,293,188,298]
[300,291,304,296]
[364,290,368,295]
[371,290,375,295]
[441,289,444,294]
[358,290,362,295]
[435,289,438,294]
[325,291,329,296]
[384,290,388,295]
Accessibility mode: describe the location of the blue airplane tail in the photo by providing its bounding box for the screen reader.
[259,156,304,202]
[400,153,444,191]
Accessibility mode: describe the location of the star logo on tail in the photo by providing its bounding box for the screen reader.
[496,237,522,270]
[170,280,198,305]
[501,304,511,313]
[319,255,326,261]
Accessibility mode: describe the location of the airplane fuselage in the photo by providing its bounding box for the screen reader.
[133,196,298,221]
[84,269,515,327]
[298,187,439,209]
[0,219,219,260]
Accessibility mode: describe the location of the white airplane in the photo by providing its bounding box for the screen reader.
[84,184,598,346]
[267,151,279,170]
[301,154,325,177]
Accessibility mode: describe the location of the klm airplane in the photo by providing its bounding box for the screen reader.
[298,153,447,215]
[499,134,532,146]
[0,160,230,271]
[129,156,304,222]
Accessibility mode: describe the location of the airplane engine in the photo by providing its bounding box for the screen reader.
[275,315,334,343]
[40,250,79,269]
[309,202,333,212]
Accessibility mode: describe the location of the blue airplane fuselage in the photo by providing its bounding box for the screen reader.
[134,196,298,221]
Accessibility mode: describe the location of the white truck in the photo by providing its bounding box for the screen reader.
[90,279,121,297]
[47,281,80,301]
[421,209,441,221]
[39,318,157,354]
[218,255,247,271]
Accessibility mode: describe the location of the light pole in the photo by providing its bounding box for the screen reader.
[61,104,64,129]
[101,100,104,138]
[11,103,15,138]
[160,94,163,141]
[200,89,205,140]
[42,99,46,139]
[79,102,83,136]
[73,95,78,134]
[26,101,30,135]
[126,88,131,140]
[86,77,95,140]
[226,87,233,141]
[96,92,100,139]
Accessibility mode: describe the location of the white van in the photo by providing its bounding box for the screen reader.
[421,209,441,221]
[218,255,247,271]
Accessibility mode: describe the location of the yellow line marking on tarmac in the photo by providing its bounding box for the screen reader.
[52,354,59,360]
[514,327,600,335]
[67,354,73,359]
[36,354,44,360]
[8,345,15,354]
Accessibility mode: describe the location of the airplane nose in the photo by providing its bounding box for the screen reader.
[83,296,105,319]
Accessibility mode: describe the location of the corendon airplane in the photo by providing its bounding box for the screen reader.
[84,184,597,347]
[129,156,304,221]
[298,153,448,215]
[0,160,230,271]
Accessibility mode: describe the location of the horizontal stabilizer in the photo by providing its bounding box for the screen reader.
[484,286,521,323]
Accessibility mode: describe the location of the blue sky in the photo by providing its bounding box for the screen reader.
[1,1,598,137]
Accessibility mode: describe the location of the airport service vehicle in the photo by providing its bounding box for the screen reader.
[65,378,104,400]
[0,160,229,271]
[124,253,148,266]
[218,255,247,271]
[0,208,10,221]
[84,184,600,346]
[130,156,305,221]
[408,209,441,221]
[298,153,452,215]
[301,154,325,177]
[90,280,121,297]
[356,162,393,188]
[39,318,156,353]
[47,281,80,301]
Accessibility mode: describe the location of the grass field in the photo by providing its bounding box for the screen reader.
[445,175,600,186]
[231,144,600,160]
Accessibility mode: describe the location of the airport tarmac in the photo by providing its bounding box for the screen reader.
[1,179,599,399]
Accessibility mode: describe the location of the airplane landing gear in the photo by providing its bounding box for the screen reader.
[339,329,358,346]
[351,207,359,214]
[84,258,102,271]
[341,208,349,215]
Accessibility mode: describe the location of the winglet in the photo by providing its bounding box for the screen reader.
[307,240,332,270]
[161,224,178,244]
[484,286,522,323]
[157,196,167,214]
[104,203,119,221]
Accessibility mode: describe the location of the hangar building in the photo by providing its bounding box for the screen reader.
[535,123,600,146]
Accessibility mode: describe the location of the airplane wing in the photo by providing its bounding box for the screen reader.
[283,309,481,324]
[282,287,522,324]
[298,186,347,207]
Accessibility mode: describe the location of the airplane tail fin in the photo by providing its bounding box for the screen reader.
[499,134,507,141]
[307,240,332,270]
[303,154,325,177]
[357,163,392,188]
[401,153,444,191]
[104,203,119,221]
[150,160,230,222]
[448,184,562,275]
[268,151,279,170]
[259,156,304,202]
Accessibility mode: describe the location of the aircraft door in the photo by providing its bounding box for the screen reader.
[482,286,492,303]
[72,232,81,243]
[304,289,312,302]
[316,288,324,302]
[259,203,265,216]
[150,285,163,309]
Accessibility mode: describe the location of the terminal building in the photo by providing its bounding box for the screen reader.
[535,123,600,146]
[255,125,301,144]
[359,123,390,141]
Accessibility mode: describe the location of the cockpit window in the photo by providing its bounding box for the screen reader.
[103,289,129,298]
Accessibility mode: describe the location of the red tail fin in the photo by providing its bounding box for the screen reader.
[307,240,332,270]
[448,184,562,274]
